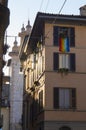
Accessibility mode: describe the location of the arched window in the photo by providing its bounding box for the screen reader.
[59,126,71,130]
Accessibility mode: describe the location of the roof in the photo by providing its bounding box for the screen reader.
[29,12,86,45]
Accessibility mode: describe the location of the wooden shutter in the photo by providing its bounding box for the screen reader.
[70,27,75,47]
[71,88,76,109]
[53,87,59,108]
[53,26,59,46]
[70,53,75,71]
[53,53,59,70]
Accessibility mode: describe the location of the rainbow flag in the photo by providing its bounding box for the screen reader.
[59,37,70,52]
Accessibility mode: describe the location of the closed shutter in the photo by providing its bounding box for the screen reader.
[70,27,75,47]
[53,53,59,70]
[71,88,76,109]
[70,53,75,71]
[53,26,59,46]
[53,88,59,108]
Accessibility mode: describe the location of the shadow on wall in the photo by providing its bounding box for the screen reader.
[22,89,44,130]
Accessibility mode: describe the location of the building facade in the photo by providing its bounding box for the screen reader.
[19,6,86,130]
[19,20,32,130]
[0,0,10,127]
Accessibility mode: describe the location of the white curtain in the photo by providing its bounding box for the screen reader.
[59,89,70,109]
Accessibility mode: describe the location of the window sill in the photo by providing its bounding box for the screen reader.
[54,108,76,111]
[58,68,69,73]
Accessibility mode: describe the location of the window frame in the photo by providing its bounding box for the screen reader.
[59,53,70,70]
[39,90,43,112]
[53,87,76,110]
[53,26,75,47]
[53,52,75,72]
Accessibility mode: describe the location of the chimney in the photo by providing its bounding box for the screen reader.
[79,5,86,16]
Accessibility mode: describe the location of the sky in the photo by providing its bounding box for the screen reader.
[7,0,86,38]
[4,0,86,75]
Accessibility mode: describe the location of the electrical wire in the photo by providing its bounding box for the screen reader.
[45,0,50,12]
[39,0,50,13]
[30,0,67,39]
[39,0,45,11]
[45,0,67,37]
[58,0,67,14]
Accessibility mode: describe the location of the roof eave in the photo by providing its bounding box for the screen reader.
[29,12,86,45]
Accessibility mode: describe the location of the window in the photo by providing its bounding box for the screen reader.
[31,54,34,70]
[36,53,44,79]
[39,90,43,111]
[53,26,75,49]
[59,54,70,69]
[38,54,43,76]
[53,88,76,109]
[53,52,75,71]
[24,75,26,89]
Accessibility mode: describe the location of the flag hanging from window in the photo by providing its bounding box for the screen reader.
[59,36,70,52]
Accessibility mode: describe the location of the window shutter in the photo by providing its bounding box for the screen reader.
[70,27,75,47]
[53,26,59,46]
[70,53,75,71]
[71,88,76,109]
[53,53,59,70]
[54,88,59,108]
